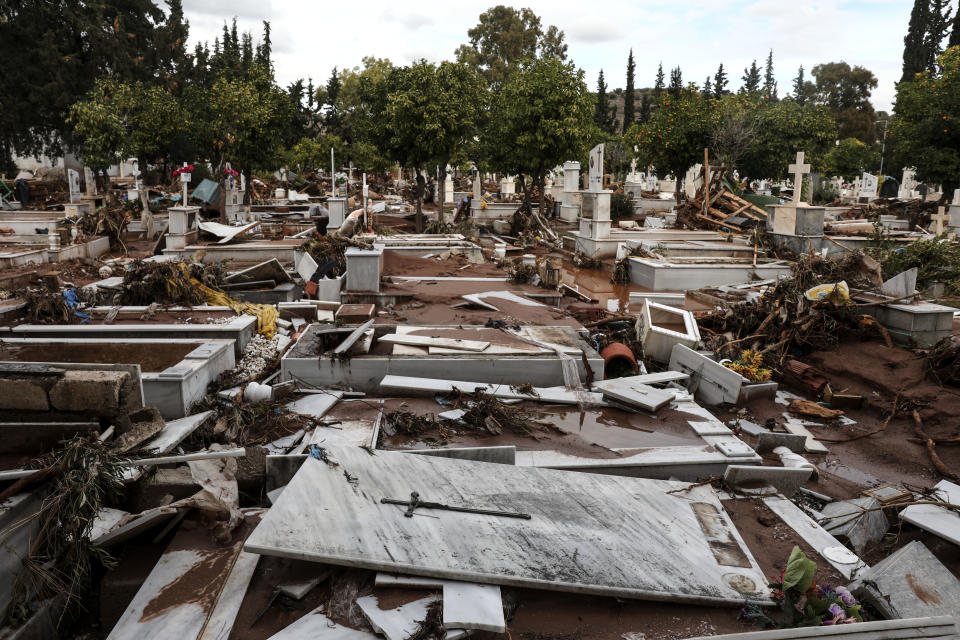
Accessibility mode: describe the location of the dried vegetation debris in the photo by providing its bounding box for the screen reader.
[118,260,225,306]
[700,252,893,367]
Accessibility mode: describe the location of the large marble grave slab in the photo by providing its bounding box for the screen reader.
[245,447,770,606]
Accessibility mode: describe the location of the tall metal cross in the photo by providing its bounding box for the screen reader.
[788,151,811,205]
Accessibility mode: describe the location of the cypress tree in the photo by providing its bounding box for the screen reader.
[763,49,778,100]
[703,75,712,96]
[902,0,930,81]
[654,62,665,95]
[595,69,615,133]
[639,93,650,124]
[950,7,960,47]
[622,50,636,133]
[668,66,683,97]
[713,63,728,98]
[925,0,954,69]
[792,65,807,105]
[741,60,761,93]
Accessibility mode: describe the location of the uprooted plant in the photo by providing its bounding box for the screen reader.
[700,252,894,367]
[1,435,125,628]
[740,546,863,629]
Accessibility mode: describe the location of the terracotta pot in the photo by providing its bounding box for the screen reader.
[600,342,638,377]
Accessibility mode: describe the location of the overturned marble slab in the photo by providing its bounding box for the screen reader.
[267,605,376,639]
[375,574,505,632]
[900,480,960,546]
[356,595,467,640]
[851,541,960,620]
[686,616,960,639]
[245,447,770,606]
[284,391,344,418]
[819,497,889,555]
[92,506,178,548]
[140,410,215,454]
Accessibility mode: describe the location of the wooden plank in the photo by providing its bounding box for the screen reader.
[245,447,770,606]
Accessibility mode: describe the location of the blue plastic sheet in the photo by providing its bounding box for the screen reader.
[63,289,90,323]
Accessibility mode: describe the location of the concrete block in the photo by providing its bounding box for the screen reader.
[49,370,129,412]
[0,379,50,410]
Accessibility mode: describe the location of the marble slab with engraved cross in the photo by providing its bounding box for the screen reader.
[788,152,811,205]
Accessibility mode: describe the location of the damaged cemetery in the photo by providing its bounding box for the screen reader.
[3,3,960,639]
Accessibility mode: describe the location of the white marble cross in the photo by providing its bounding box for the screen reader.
[180,162,191,202]
[932,206,949,235]
[788,151,811,205]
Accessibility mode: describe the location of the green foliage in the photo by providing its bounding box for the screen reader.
[189,66,294,173]
[610,192,633,219]
[889,46,960,192]
[481,56,593,205]
[330,56,394,144]
[903,0,932,82]
[455,6,567,89]
[812,62,878,142]
[631,88,713,190]
[69,76,187,171]
[358,59,482,226]
[739,99,837,180]
[741,60,762,93]
[824,138,880,179]
[713,63,729,98]
[741,547,863,630]
[782,546,817,592]
[288,134,345,172]
[0,0,184,161]
[874,237,960,294]
[623,50,636,133]
[594,69,617,134]
[763,49,778,100]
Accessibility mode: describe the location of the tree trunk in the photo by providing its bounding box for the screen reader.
[415,168,425,233]
[518,174,530,212]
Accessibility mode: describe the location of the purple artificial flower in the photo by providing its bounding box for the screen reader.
[835,586,856,607]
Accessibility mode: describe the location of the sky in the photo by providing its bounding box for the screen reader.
[179,0,917,112]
